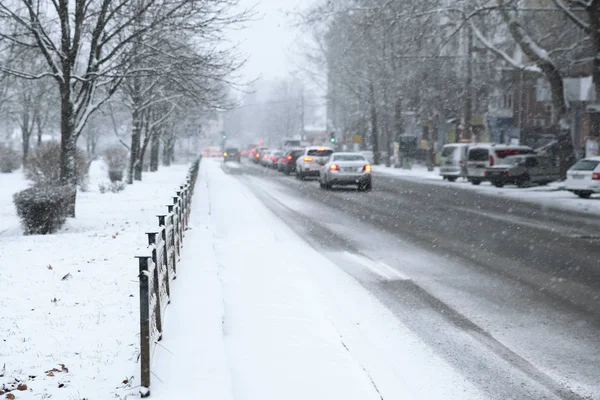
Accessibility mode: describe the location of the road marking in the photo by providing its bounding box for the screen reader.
[343,252,410,281]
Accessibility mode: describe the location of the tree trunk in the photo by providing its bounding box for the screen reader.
[588,2,600,127]
[59,83,78,217]
[128,107,142,184]
[150,128,160,171]
[36,114,43,146]
[369,81,380,165]
[21,124,31,166]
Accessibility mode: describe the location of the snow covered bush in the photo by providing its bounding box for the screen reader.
[98,181,126,193]
[25,141,88,186]
[103,145,128,182]
[13,185,75,234]
[0,145,21,173]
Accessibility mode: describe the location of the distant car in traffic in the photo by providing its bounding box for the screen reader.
[277,149,304,175]
[319,152,372,191]
[264,150,284,168]
[440,143,469,181]
[564,156,600,198]
[223,147,241,163]
[485,154,560,187]
[467,144,535,185]
[295,146,334,180]
[251,147,268,163]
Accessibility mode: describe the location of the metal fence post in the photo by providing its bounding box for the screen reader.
[136,255,152,398]
[146,232,163,341]
[157,216,171,301]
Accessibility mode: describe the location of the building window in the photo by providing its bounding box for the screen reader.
[502,93,513,109]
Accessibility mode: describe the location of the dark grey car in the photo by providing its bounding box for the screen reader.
[485,154,560,187]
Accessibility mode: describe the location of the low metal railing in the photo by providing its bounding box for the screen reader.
[135,157,200,397]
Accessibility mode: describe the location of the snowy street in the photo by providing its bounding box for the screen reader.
[216,158,600,400]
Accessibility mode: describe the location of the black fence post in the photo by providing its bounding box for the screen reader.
[137,255,152,398]
[146,232,163,341]
[157,216,171,301]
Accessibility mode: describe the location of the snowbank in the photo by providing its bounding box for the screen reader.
[150,159,485,400]
[0,161,190,399]
[373,164,600,214]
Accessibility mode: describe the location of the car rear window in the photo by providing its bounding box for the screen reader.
[468,149,489,161]
[333,154,366,161]
[225,148,239,153]
[441,147,457,157]
[291,150,303,157]
[571,160,600,171]
[273,152,283,157]
[307,149,333,157]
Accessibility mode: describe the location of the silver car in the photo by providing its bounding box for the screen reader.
[319,152,372,191]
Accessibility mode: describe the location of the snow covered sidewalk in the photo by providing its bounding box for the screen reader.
[149,159,486,400]
[0,161,190,400]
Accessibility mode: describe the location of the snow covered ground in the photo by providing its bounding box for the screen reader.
[0,161,190,399]
[373,164,600,214]
[149,159,486,400]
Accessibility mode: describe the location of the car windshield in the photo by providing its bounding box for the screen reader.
[307,149,333,157]
[571,160,600,171]
[333,154,366,161]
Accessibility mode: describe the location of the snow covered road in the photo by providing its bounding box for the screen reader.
[150,158,488,400]
[233,159,600,400]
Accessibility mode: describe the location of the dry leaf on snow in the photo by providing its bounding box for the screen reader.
[47,265,53,270]
[16,384,27,391]
[6,393,15,399]
[61,273,71,281]
[0,363,5,377]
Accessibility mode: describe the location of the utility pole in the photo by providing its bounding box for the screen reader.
[517,68,524,144]
[464,26,473,141]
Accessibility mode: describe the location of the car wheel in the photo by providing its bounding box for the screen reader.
[297,171,304,180]
[447,177,457,182]
[575,191,592,199]
[471,179,481,186]
[492,181,504,188]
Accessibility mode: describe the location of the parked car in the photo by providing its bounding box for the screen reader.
[223,147,241,163]
[319,152,372,191]
[485,154,560,187]
[277,148,304,175]
[264,150,284,168]
[467,144,535,185]
[564,156,600,198]
[295,146,334,179]
[439,143,469,181]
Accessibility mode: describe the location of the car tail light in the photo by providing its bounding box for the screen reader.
[255,154,260,158]
[223,152,228,157]
[329,164,339,171]
[288,155,292,160]
[593,172,600,180]
[236,153,241,157]
[263,154,268,159]
[489,155,494,166]
[504,171,509,176]
[304,157,313,162]
[484,171,488,176]
[363,164,371,172]
[271,156,278,161]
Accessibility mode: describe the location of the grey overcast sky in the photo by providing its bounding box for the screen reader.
[231,0,314,80]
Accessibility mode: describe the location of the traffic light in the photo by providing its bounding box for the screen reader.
[221,134,227,140]
[259,139,264,145]
[329,132,336,143]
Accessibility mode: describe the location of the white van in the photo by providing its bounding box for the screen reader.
[439,144,470,182]
[467,144,535,185]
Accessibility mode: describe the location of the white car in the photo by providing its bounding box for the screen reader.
[319,152,372,191]
[466,144,535,185]
[439,143,469,181]
[295,146,334,180]
[565,156,600,198]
